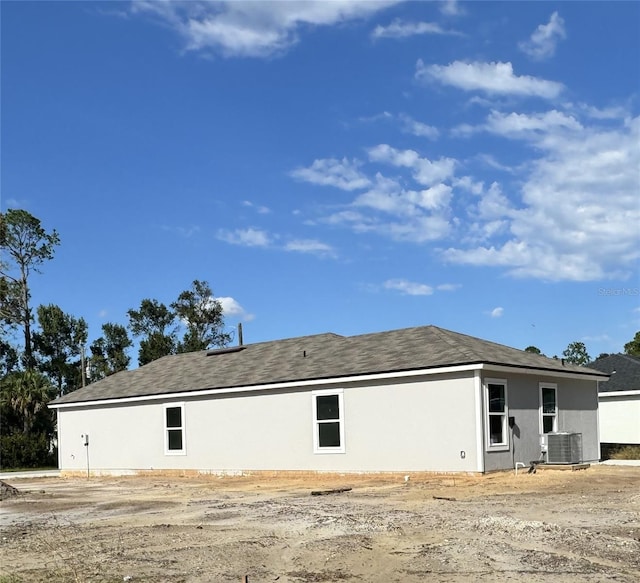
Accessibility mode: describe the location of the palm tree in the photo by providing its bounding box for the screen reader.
[0,369,54,433]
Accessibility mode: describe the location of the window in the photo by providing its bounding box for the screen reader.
[164,403,185,455]
[312,389,345,453]
[539,383,558,434]
[485,379,508,449]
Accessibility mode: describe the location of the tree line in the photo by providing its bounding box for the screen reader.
[524,333,640,365]
[0,209,230,468]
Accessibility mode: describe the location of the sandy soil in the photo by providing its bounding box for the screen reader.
[1,465,639,583]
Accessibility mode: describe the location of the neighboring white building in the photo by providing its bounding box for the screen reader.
[49,325,607,476]
[590,354,640,447]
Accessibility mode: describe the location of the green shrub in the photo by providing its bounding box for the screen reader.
[0,433,57,469]
[609,445,640,460]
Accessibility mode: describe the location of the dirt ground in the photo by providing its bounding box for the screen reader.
[1,465,639,583]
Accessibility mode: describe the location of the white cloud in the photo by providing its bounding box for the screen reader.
[341,169,454,242]
[327,207,451,243]
[377,215,452,243]
[132,0,400,58]
[358,111,393,124]
[384,279,434,296]
[519,12,566,61]
[217,227,338,258]
[284,239,336,257]
[242,200,271,214]
[293,142,459,246]
[453,175,484,194]
[96,7,130,20]
[368,143,419,166]
[436,283,461,291]
[290,157,371,191]
[354,173,452,216]
[293,113,637,283]
[398,114,439,140]
[325,209,369,227]
[217,227,271,247]
[453,110,581,139]
[443,111,640,281]
[450,122,477,138]
[372,19,460,39]
[218,297,254,322]
[475,182,514,221]
[463,219,510,245]
[359,111,439,140]
[475,154,518,175]
[447,241,606,281]
[162,225,200,238]
[484,109,582,137]
[440,0,464,16]
[416,60,564,99]
[571,102,630,121]
[490,307,504,318]
[417,183,453,210]
[381,280,460,295]
[353,174,406,214]
[367,144,456,186]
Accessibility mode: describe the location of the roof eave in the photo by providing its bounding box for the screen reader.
[479,361,609,380]
[49,362,484,408]
[598,389,640,397]
[49,359,604,409]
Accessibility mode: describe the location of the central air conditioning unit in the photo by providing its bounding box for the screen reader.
[546,432,583,464]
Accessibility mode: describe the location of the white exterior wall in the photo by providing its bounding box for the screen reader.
[57,372,479,474]
[599,393,640,444]
[58,401,165,474]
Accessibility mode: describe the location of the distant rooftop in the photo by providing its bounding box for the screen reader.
[588,353,640,393]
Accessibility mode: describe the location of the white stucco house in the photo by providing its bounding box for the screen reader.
[589,354,640,448]
[49,325,607,476]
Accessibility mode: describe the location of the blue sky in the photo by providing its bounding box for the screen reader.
[2,0,639,362]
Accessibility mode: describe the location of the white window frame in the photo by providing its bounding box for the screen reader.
[539,383,558,435]
[484,378,509,451]
[164,403,186,455]
[312,389,345,454]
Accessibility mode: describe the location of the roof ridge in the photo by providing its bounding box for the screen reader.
[340,325,431,340]
[428,326,480,361]
[429,325,536,361]
[249,332,346,346]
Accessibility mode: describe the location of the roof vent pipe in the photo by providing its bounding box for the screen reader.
[238,322,243,346]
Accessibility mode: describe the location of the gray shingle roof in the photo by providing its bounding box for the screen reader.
[588,353,640,392]
[50,325,607,406]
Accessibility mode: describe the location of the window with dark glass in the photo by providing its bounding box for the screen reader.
[165,405,184,453]
[486,381,507,447]
[316,395,340,447]
[313,391,344,452]
[540,385,557,434]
